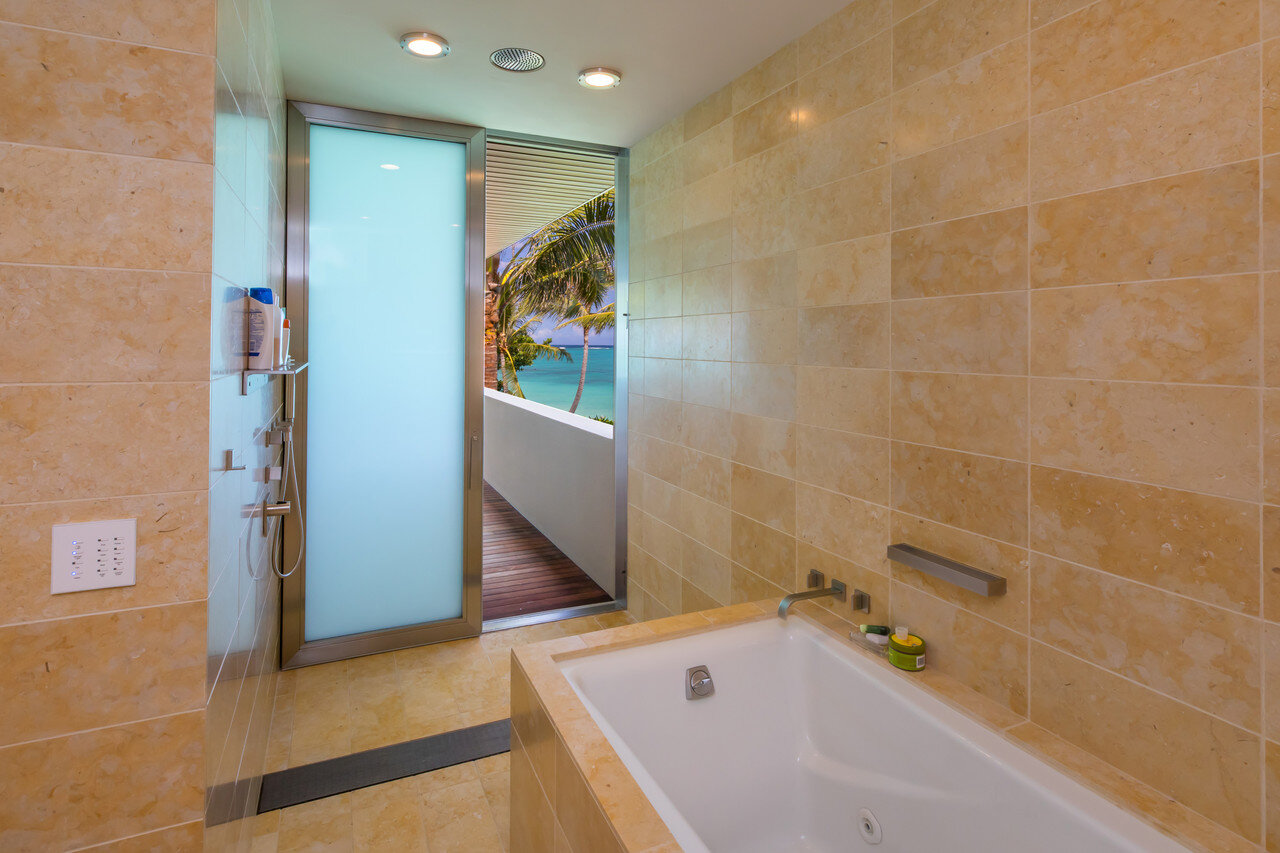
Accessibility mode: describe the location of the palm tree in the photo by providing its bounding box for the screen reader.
[554,300,615,412]
[506,190,615,414]
[487,255,570,397]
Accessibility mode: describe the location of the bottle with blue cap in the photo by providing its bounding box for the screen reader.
[246,287,276,370]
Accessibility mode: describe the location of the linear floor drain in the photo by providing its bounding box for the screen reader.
[253,718,510,815]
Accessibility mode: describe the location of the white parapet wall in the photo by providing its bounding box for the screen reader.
[482,388,616,598]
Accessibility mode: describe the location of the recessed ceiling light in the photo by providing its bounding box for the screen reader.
[578,67,622,89]
[380,163,400,170]
[490,47,545,72]
[400,32,450,58]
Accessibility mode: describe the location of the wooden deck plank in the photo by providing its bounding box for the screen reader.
[482,482,612,620]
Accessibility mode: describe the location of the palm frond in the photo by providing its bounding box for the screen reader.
[505,190,615,317]
[554,302,616,334]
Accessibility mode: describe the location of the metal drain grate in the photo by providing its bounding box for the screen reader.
[490,47,545,72]
[252,719,511,815]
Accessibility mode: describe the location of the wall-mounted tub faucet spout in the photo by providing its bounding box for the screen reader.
[778,570,847,617]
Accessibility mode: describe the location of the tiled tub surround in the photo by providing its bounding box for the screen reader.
[625,0,1280,845]
[512,603,1251,853]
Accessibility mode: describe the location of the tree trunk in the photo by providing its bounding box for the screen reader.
[569,325,589,413]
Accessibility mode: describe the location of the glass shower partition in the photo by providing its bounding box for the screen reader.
[281,102,484,667]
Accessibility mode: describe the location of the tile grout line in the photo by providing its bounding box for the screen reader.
[0,708,203,752]
[1025,0,1035,725]
[62,818,202,852]
[907,570,1266,738]
[642,470,1261,632]
[1257,5,1268,840]
[888,13,898,634]
[635,349,1267,393]
[671,52,1260,225]
[0,259,216,276]
[0,136,216,169]
[0,18,216,57]
[655,152,1264,245]
[637,422,1264,510]
[0,596,209,631]
[649,268,1266,313]
[1025,633,1264,738]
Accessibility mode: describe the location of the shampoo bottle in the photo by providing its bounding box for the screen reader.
[246,287,276,370]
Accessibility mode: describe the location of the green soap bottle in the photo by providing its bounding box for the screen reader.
[886,626,925,672]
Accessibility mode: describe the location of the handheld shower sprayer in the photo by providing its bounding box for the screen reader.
[267,419,305,579]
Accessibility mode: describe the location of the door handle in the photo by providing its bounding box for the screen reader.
[466,432,480,489]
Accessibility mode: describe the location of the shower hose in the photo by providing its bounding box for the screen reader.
[246,419,306,581]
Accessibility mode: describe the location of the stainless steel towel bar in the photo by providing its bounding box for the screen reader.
[886,543,1007,597]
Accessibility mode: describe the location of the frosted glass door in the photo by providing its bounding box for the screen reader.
[303,123,469,641]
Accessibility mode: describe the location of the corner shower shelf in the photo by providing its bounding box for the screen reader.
[241,361,307,395]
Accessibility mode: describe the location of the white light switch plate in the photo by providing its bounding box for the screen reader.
[51,518,137,594]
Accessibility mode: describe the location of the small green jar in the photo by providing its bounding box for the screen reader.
[887,628,926,672]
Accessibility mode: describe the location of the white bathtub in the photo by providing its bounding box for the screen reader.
[559,617,1188,853]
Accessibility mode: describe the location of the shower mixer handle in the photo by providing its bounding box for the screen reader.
[250,500,292,534]
[267,424,293,445]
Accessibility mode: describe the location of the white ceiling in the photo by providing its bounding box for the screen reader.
[270,0,853,148]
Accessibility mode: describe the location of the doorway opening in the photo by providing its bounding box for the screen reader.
[480,137,626,626]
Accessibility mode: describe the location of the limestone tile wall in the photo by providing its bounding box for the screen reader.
[626,0,1280,845]
[205,0,288,847]
[0,2,216,848]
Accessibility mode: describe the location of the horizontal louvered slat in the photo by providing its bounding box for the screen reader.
[484,140,615,256]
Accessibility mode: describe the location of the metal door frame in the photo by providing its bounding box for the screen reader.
[281,100,486,668]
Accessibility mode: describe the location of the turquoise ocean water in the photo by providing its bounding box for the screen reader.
[511,345,615,420]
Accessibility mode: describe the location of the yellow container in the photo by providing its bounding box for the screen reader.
[887,628,925,672]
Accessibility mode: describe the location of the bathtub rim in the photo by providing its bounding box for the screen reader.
[509,600,1253,853]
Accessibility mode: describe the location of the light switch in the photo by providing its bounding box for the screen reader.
[51,518,137,594]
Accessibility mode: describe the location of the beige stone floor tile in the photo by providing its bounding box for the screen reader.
[457,706,512,729]
[476,752,512,777]
[347,672,410,750]
[267,611,624,773]
[288,695,354,767]
[413,761,481,798]
[348,696,414,753]
[346,652,398,686]
[276,793,354,853]
[421,778,507,853]
[396,641,492,680]
[450,669,511,717]
[351,778,430,852]
[398,667,464,718]
[249,809,282,853]
[292,659,349,692]
[480,766,512,851]
[250,832,279,853]
[398,708,468,742]
[487,650,515,681]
